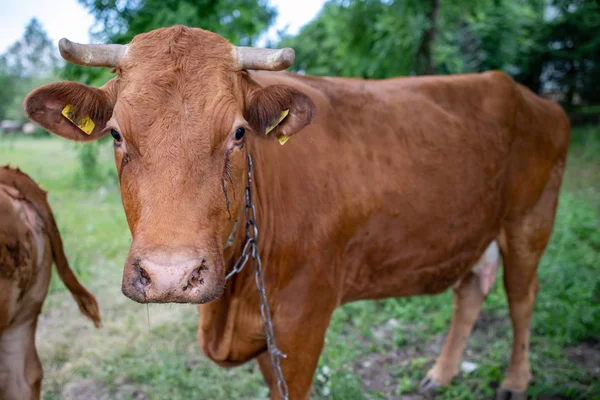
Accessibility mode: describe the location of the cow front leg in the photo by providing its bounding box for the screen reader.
[257,304,335,400]
[257,352,274,393]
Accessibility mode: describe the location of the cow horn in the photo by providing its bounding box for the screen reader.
[232,46,295,71]
[59,38,128,67]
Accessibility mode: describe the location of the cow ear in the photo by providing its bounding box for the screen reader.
[245,85,316,144]
[24,79,116,142]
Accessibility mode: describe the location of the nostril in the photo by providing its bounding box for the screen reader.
[184,263,206,290]
[139,267,151,286]
[133,257,151,289]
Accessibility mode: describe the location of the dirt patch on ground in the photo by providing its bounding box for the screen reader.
[353,318,446,399]
[472,310,509,336]
[564,337,600,374]
[353,313,510,399]
[62,378,147,400]
[355,348,431,399]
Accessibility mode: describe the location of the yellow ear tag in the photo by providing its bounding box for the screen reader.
[277,135,291,146]
[61,104,95,135]
[265,109,290,145]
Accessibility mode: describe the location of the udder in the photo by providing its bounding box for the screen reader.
[471,241,500,296]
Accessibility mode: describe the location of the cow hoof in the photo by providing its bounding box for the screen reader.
[495,388,527,400]
[418,376,442,394]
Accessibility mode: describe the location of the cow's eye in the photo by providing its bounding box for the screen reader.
[233,127,245,141]
[111,129,122,143]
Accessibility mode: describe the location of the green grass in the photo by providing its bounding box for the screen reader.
[0,128,598,400]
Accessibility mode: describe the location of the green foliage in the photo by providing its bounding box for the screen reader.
[0,61,18,121]
[534,194,600,343]
[280,0,544,78]
[541,1,600,108]
[279,0,420,78]
[279,0,600,112]
[82,0,275,45]
[437,0,539,74]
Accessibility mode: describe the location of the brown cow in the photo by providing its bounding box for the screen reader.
[0,166,102,400]
[23,26,570,399]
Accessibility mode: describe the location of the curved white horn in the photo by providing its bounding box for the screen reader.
[232,46,295,71]
[59,38,128,67]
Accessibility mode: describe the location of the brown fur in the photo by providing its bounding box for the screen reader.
[0,166,101,400]
[24,25,570,398]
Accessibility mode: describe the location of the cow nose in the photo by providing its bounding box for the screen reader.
[122,254,220,303]
[132,257,206,291]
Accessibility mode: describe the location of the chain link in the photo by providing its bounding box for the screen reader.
[225,154,289,400]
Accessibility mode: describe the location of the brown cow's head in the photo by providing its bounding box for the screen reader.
[24,26,315,303]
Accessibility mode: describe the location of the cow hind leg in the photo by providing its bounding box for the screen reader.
[25,321,43,400]
[496,168,563,400]
[0,320,42,400]
[419,270,490,391]
[419,241,499,393]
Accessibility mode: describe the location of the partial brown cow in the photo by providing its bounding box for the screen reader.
[24,26,570,399]
[0,166,102,400]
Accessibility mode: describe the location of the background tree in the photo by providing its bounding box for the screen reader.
[279,0,600,113]
[3,18,59,78]
[540,0,600,109]
[415,0,440,75]
[0,18,59,122]
[0,60,18,121]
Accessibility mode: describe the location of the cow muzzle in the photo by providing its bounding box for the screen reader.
[121,251,224,303]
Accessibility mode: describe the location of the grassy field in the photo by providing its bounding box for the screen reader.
[0,128,599,400]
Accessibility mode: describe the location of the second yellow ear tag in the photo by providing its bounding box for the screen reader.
[61,104,95,135]
[277,135,291,146]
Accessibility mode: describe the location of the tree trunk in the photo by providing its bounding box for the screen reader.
[416,0,440,75]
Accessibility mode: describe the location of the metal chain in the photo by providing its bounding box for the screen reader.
[225,154,290,400]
